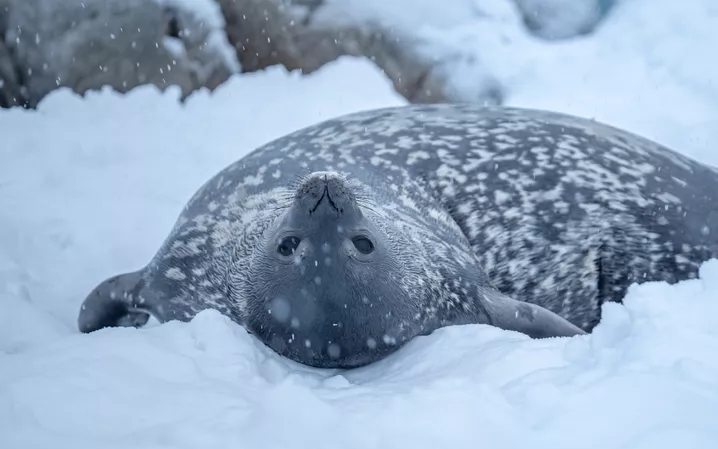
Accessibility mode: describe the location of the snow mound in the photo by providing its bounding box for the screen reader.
[2,260,718,448]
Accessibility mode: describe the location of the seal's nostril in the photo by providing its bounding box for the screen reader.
[310,184,339,214]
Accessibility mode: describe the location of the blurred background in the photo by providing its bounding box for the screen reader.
[1,0,716,158]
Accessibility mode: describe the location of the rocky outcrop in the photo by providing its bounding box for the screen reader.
[215,0,454,103]
[0,0,238,108]
[0,0,508,108]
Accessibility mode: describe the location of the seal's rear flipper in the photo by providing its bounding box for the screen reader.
[485,291,587,338]
[78,270,150,333]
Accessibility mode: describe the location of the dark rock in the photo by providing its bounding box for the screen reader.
[0,0,26,107]
[0,0,238,108]
[215,0,461,103]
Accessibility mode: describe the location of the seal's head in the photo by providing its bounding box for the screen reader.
[245,171,421,368]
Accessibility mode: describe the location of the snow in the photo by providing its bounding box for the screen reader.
[2,1,718,448]
[319,0,718,161]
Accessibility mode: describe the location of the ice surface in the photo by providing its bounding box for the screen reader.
[2,1,718,448]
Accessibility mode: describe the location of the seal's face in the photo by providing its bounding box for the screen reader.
[245,171,419,368]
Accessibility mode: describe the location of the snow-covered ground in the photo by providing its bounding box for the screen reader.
[2,0,718,448]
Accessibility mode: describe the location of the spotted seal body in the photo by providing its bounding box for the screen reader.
[78,104,718,368]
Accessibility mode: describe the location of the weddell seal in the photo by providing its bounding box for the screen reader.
[78,104,718,368]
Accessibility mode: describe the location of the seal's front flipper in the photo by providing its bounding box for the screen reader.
[485,291,586,338]
[78,270,150,333]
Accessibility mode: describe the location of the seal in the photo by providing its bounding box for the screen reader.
[78,104,718,369]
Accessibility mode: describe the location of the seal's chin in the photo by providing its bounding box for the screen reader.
[259,322,404,369]
[294,171,362,218]
[248,288,409,369]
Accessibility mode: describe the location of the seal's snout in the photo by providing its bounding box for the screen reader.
[310,177,339,215]
[295,171,358,217]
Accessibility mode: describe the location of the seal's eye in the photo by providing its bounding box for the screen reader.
[277,236,301,256]
[352,236,374,254]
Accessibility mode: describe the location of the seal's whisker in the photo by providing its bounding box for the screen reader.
[285,168,315,191]
[269,204,291,213]
[356,200,380,215]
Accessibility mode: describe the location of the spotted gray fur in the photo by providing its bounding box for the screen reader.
[78,104,718,368]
